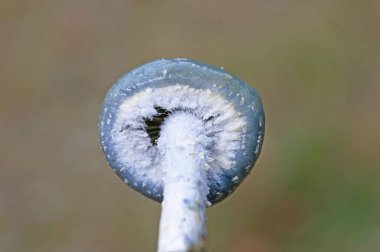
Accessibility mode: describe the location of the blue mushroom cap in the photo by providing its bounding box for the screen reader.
[99,58,265,205]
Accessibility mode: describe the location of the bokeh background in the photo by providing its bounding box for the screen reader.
[1,0,379,251]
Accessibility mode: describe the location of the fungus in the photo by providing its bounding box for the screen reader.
[99,58,265,251]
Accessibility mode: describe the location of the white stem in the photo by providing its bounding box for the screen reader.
[157,112,208,252]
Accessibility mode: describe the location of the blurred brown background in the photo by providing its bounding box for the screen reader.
[1,0,379,251]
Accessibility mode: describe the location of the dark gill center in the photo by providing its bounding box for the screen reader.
[144,107,170,145]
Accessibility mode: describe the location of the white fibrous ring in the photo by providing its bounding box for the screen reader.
[99,58,265,205]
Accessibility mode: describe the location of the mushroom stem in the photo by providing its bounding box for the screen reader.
[157,112,208,252]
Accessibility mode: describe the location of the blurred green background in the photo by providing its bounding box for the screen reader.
[1,1,379,251]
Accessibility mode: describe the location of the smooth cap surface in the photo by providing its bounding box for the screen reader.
[99,58,265,204]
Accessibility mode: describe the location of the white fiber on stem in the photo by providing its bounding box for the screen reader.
[157,112,209,252]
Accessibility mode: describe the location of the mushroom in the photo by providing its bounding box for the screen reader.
[98,58,265,251]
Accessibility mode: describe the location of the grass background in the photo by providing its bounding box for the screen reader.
[1,0,379,251]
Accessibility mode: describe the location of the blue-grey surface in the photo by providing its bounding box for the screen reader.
[99,58,265,204]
